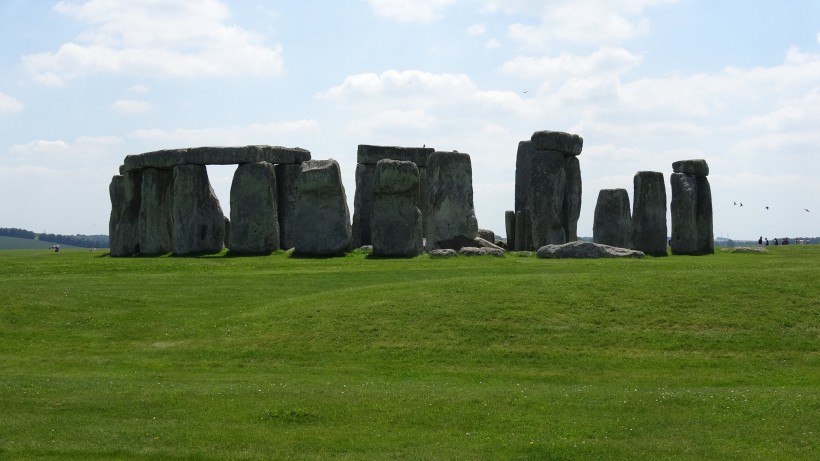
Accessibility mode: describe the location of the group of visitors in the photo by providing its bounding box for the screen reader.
[758,236,802,245]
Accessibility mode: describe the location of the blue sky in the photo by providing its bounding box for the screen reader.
[1,0,818,240]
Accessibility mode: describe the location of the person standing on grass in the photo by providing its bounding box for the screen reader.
[758,236,763,245]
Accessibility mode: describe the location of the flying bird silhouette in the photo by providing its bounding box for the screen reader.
[733,201,737,205]
[765,206,769,210]
[740,203,743,207]
[806,209,811,212]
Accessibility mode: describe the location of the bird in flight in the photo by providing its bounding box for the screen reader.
[522,90,529,94]
[740,203,743,207]
[765,206,769,210]
[806,209,811,212]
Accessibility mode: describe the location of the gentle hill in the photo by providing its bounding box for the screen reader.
[0,235,83,250]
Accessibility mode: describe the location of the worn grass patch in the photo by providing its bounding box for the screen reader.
[0,246,817,459]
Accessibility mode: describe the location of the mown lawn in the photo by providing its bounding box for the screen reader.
[0,246,817,460]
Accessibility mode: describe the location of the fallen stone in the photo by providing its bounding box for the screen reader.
[292,159,352,256]
[731,247,768,253]
[536,241,645,259]
[672,159,709,177]
[593,188,632,249]
[459,247,505,257]
[473,237,504,251]
[477,229,495,243]
[429,249,457,258]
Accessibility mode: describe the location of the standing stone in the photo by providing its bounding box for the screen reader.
[631,171,667,256]
[593,189,632,248]
[563,155,582,242]
[229,162,279,255]
[527,146,567,249]
[670,172,698,255]
[696,176,714,254]
[505,210,516,250]
[514,211,526,251]
[293,159,352,256]
[352,145,434,247]
[109,172,141,256]
[138,168,173,255]
[670,159,713,255]
[425,151,478,251]
[371,159,423,257]
[171,164,226,255]
[275,163,301,250]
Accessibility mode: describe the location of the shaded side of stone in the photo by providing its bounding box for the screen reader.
[229,162,279,255]
[505,210,516,250]
[171,164,226,255]
[593,188,632,248]
[371,159,423,257]
[530,130,584,155]
[526,149,567,248]
[138,168,173,255]
[352,163,376,247]
[425,151,478,251]
[292,159,352,256]
[670,172,698,255]
[631,171,667,256]
[109,173,142,256]
[696,176,714,254]
[275,163,301,250]
[356,145,434,166]
[563,155,582,242]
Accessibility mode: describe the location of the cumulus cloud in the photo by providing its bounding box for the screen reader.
[128,84,150,94]
[23,0,283,86]
[468,23,486,35]
[0,91,24,113]
[111,99,151,114]
[365,0,457,22]
[500,47,642,79]
[129,119,319,146]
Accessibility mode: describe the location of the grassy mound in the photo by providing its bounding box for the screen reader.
[0,247,817,459]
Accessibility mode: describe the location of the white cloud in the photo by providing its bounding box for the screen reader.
[500,47,642,79]
[365,0,457,22]
[23,0,283,85]
[468,23,486,35]
[0,91,24,113]
[129,119,319,146]
[486,39,501,49]
[128,84,150,94]
[111,99,151,114]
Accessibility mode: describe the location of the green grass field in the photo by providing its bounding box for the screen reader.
[0,246,817,460]
[0,236,82,250]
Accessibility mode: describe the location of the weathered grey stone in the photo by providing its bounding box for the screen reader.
[371,160,423,257]
[536,241,645,259]
[229,162,279,255]
[425,151,479,251]
[631,171,667,257]
[357,145,434,166]
[505,210,516,250]
[292,159,352,256]
[478,229,495,243]
[109,172,141,257]
[531,130,583,155]
[696,176,714,254]
[563,155,582,242]
[473,237,504,251]
[731,247,768,253]
[514,210,527,251]
[275,163,301,250]
[672,159,709,177]
[122,145,310,172]
[138,168,173,255]
[171,164,226,255]
[459,247,504,257]
[352,163,376,247]
[670,172,698,255]
[593,189,632,249]
[429,249,457,258]
[527,148,567,248]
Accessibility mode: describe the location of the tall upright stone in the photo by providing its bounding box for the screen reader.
[593,188,632,248]
[425,151,478,251]
[109,172,142,256]
[171,164,226,255]
[505,210,516,250]
[292,159,352,256]
[670,159,713,255]
[229,162,279,255]
[275,163,301,250]
[371,159,423,257]
[138,168,173,255]
[514,131,583,250]
[631,171,667,256]
[352,145,434,247]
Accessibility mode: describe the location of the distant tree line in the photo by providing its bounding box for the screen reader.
[0,227,109,248]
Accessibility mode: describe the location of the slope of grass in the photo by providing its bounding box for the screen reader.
[0,236,83,250]
[0,247,817,460]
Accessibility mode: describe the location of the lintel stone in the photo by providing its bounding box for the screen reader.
[122,145,311,172]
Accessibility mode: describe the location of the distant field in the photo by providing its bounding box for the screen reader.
[0,235,83,250]
[0,247,817,460]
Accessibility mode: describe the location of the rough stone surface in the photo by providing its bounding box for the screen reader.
[670,172,698,255]
[122,145,310,172]
[352,163,376,247]
[292,159,352,256]
[138,168,173,255]
[357,145,434,166]
[429,249,457,258]
[631,171,667,257]
[514,210,527,251]
[275,163,301,250]
[696,176,715,254]
[459,247,505,257]
[593,188,632,249]
[563,155,582,242]
[505,210,516,250]
[527,148,567,248]
[536,241,645,259]
[672,159,709,177]
[171,164,226,255]
[371,160,423,257]
[109,173,141,257]
[478,229,495,243]
[425,151,479,251]
[229,162,279,255]
[731,247,768,253]
[473,237,504,251]
[530,130,584,155]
